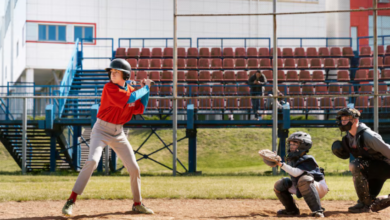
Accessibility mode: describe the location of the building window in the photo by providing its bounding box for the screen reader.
[38,25,66,42]
[74,26,93,42]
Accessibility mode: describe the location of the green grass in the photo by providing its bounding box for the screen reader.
[2,175,388,202]
[0,128,348,175]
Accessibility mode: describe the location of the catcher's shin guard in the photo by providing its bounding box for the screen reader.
[274,178,299,213]
[350,160,373,206]
[297,175,322,212]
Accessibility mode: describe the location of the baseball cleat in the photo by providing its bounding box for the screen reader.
[276,208,300,216]
[62,199,75,216]
[132,203,154,214]
[348,202,371,213]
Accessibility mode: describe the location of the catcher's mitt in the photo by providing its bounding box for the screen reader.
[258,149,282,167]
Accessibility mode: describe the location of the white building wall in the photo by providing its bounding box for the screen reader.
[13,0,27,81]
[23,0,329,70]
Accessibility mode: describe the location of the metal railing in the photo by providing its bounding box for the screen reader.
[118,38,192,48]
[197,37,271,49]
[277,37,353,48]
[80,38,114,60]
[357,35,390,53]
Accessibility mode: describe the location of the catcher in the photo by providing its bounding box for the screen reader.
[332,108,390,213]
[259,132,329,217]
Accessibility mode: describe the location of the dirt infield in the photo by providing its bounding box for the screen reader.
[1,199,390,220]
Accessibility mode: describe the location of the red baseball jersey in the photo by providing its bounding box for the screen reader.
[97,82,149,125]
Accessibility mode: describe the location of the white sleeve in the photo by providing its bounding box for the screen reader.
[281,163,304,177]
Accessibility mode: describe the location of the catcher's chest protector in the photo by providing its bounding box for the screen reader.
[288,155,324,181]
[342,129,385,161]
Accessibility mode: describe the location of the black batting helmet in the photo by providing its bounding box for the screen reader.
[106,59,131,80]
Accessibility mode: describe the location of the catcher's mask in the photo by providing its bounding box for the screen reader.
[336,108,360,132]
[286,131,312,161]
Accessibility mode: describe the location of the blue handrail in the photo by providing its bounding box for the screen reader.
[357,35,390,53]
[277,37,353,48]
[197,37,271,49]
[118,38,192,48]
[57,39,80,118]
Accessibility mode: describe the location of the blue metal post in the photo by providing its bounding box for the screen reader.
[187,104,197,173]
[50,133,57,172]
[72,126,82,171]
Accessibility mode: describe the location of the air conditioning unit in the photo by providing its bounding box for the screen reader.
[379,0,389,3]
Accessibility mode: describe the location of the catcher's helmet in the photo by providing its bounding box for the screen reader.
[287,131,312,151]
[106,59,131,80]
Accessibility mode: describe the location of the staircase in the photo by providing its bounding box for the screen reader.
[62,70,107,118]
[0,124,73,172]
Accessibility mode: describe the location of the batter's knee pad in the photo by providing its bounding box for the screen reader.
[274,177,293,193]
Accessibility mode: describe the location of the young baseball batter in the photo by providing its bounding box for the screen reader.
[273,132,329,217]
[62,58,154,215]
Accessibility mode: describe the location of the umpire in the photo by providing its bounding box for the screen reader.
[248,70,267,120]
[332,108,390,213]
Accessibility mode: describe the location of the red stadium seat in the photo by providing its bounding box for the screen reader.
[138,59,150,69]
[284,58,296,69]
[178,59,186,69]
[161,71,173,82]
[324,58,336,69]
[149,84,159,96]
[368,70,380,81]
[127,48,140,58]
[224,71,236,81]
[187,98,198,108]
[198,58,210,69]
[379,84,388,94]
[211,70,224,82]
[359,58,373,68]
[178,47,186,58]
[178,71,186,82]
[288,85,301,95]
[334,98,347,108]
[159,99,172,109]
[272,58,284,68]
[199,48,210,58]
[199,99,212,109]
[199,71,211,82]
[211,48,222,58]
[270,48,282,57]
[312,71,325,82]
[307,97,319,110]
[337,58,350,69]
[360,46,372,56]
[378,45,385,56]
[115,48,126,58]
[342,47,354,57]
[149,71,160,82]
[302,84,314,95]
[282,48,294,57]
[386,46,390,56]
[186,84,198,96]
[262,70,273,82]
[299,70,311,81]
[212,84,224,96]
[384,56,390,68]
[162,59,173,70]
[337,70,350,81]
[199,84,212,95]
[186,59,198,69]
[237,84,250,95]
[223,59,235,69]
[235,59,247,69]
[259,48,270,57]
[310,58,322,69]
[320,98,332,109]
[260,58,272,68]
[355,96,369,109]
[186,70,198,82]
[319,47,330,57]
[147,99,158,110]
[225,84,237,95]
[297,58,309,69]
[223,48,234,58]
[239,98,252,109]
[382,69,390,80]
[163,47,173,58]
[307,48,318,57]
[359,85,373,94]
[328,83,341,94]
[369,97,383,108]
[315,83,328,94]
[294,48,306,57]
[247,58,259,69]
[235,48,246,58]
[330,47,342,57]
[383,97,390,108]
[212,98,225,110]
[187,48,199,58]
[226,98,238,109]
[291,98,305,109]
[160,85,173,96]
[355,69,368,81]
[286,70,299,82]
[341,84,354,94]
[236,71,248,82]
[210,59,222,69]
[136,71,148,81]
[278,70,286,82]
[149,59,162,69]
[247,48,258,57]
[151,48,163,58]
[177,99,186,109]
[140,48,151,58]
[126,59,138,70]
